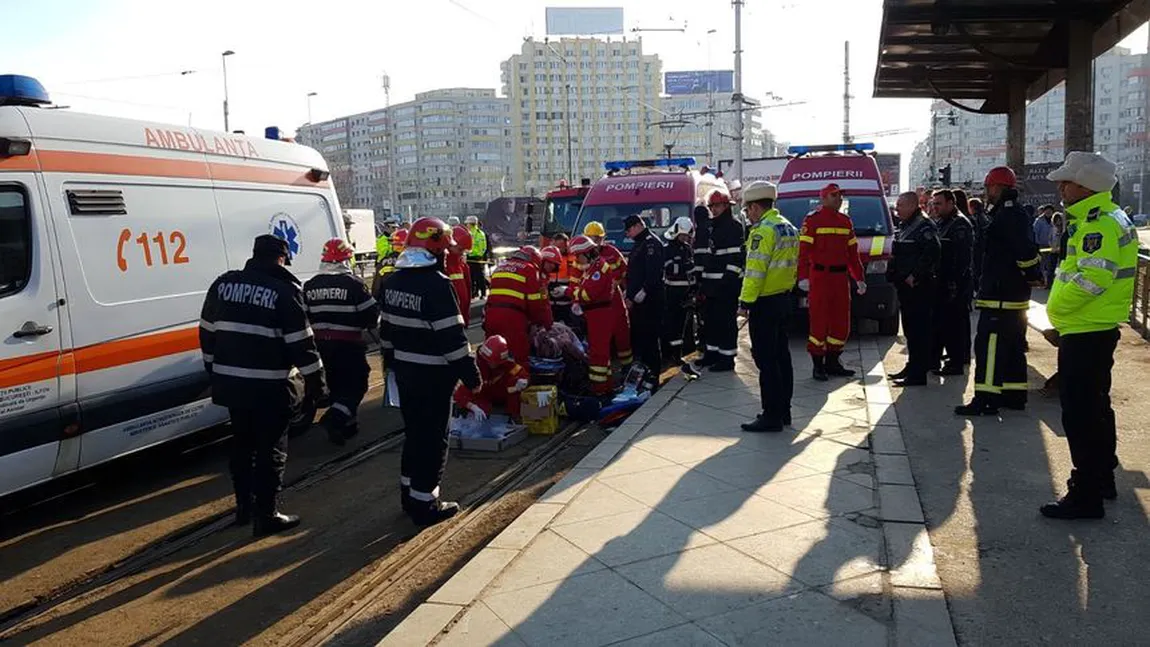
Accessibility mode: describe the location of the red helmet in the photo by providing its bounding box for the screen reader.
[984,166,1017,188]
[517,245,543,267]
[321,238,355,263]
[707,189,731,206]
[569,235,598,256]
[452,225,473,253]
[391,228,409,250]
[541,245,563,266]
[478,335,511,367]
[407,217,454,255]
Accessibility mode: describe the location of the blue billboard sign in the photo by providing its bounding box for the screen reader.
[664,70,734,95]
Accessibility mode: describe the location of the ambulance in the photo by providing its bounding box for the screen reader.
[776,143,900,335]
[0,75,345,497]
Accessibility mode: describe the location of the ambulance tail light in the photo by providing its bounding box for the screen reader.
[0,137,32,158]
[788,143,875,156]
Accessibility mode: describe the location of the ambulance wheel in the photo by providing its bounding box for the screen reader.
[289,400,318,437]
[878,315,900,337]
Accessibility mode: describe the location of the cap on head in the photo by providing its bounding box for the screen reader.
[465,215,479,225]
[1046,151,1117,194]
[321,238,354,263]
[582,221,606,237]
[623,214,645,230]
[742,181,778,203]
[819,183,842,200]
[447,216,461,226]
[984,166,1017,188]
[569,235,597,256]
[253,234,291,265]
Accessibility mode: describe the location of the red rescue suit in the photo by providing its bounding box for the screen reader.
[572,257,617,394]
[484,257,552,365]
[598,244,632,367]
[797,207,865,356]
[453,359,528,419]
[446,250,472,327]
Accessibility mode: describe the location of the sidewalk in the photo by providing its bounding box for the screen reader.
[383,331,955,647]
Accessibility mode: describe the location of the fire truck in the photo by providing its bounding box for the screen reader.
[527,179,590,247]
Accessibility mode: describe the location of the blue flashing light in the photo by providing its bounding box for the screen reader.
[787,142,875,156]
[265,126,281,140]
[604,157,697,171]
[0,75,51,107]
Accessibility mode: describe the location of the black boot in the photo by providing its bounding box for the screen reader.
[741,415,783,433]
[253,510,301,537]
[695,351,717,368]
[783,411,792,427]
[708,357,735,373]
[342,421,360,440]
[954,396,998,416]
[320,410,347,446]
[811,356,829,382]
[887,367,910,380]
[400,483,412,513]
[1067,470,1117,501]
[932,363,965,376]
[1040,489,1104,520]
[409,499,460,526]
[234,501,252,527]
[824,353,855,377]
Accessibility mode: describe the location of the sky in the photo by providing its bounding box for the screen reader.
[6,0,1148,181]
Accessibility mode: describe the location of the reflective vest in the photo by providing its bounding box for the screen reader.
[740,209,799,303]
[1047,192,1138,335]
[375,234,392,258]
[468,226,488,259]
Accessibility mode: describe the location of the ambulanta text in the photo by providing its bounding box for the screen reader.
[144,128,260,158]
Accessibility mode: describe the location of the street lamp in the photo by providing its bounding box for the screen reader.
[306,91,317,125]
[221,50,235,132]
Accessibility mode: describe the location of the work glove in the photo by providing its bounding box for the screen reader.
[513,378,529,392]
[551,285,567,298]
[467,403,488,421]
[856,281,868,296]
[633,289,646,304]
[797,278,810,292]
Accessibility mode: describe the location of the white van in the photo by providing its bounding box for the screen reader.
[0,75,345,497]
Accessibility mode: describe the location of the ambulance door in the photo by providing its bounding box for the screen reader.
[0,176,69,497]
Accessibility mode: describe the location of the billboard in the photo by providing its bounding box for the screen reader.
[718,157,788,184]
[665,70,734,95]
[875,153,901,197]
[1020,162,1061,208]
[545,7,624,35]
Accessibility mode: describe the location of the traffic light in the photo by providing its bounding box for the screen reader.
[937,164,952,186]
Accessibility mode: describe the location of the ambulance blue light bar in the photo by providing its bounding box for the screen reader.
[0,75,51,107]
[787,142,875,155]
[604,157,697,171]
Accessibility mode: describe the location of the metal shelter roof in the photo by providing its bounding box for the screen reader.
[873,0,1150,113]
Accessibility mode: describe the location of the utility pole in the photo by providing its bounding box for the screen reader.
[733,0,744,182]
[221,50,234,132]
[843,41,852,144]
[706,28,718,167]
[930,104,938,183]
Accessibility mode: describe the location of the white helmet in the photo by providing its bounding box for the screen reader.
[664,216,695,240]
[465,215,479,226]
[447,216,461,226]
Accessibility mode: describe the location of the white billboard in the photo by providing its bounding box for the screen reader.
[545,7,624,35]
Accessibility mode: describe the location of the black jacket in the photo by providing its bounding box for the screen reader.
[379,263,481,389]
[303,269,379,345]
[701,209,745,296]
[977,188,1043,307]
[691,206,712,280]
[626,228,665,303]
[664,238,694,288]
[935,211,974,297]
[199,259,324,409]
[888,212,940,288]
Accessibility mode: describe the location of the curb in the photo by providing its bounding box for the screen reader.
[379,378,690,646]
[858,339,958,647]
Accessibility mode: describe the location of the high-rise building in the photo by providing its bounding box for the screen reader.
[297,89,511,220]
[501,36,664,195]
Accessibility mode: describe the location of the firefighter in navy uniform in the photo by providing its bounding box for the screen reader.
[929,190,975,375]
[379,217,482,526]
[304,239,380,446]
[698,190,745,372]
[690,205,712,356]
[662,216,695,363]
[885,192,940,387]
[955,167,1043,416]
[199,234,326,537]
[624,214,665,384]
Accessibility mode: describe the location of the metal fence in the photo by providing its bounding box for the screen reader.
[1131,253,1150,338]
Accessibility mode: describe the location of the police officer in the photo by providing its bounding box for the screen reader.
[698,190,745,372]
[199,235,326,537]
[624,214,665,383]
[466,215,489,298]
[929,189,975,375]
[737,182,798,432]
[1041,152,1137,519]
[886,192,940,387]
[379,217,481,525]
[955,167,1043,416]
[662,216,695,362]
[375,220,397,260]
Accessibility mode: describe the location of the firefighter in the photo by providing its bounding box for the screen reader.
[447,225,473,327]
[542,245,573,325]
[1041,152,1137,519]
[697,189,745,372]
[466,215,489,298]
[663,216,695,362]
[691,205,712,356]
[453,335,531,421]
[304,239,380,446]
[797,183,866,381]
[598,241,633,368]
[379,217,481,525]
[199,234,326,537]
[583,220,606,245]
[623,214,665,383]
[737,182,799,432]
[886,192,941,387]
[484,245,552,366]
[929,189,975,376]
[955,167,1043,416]
[568,235,616,394]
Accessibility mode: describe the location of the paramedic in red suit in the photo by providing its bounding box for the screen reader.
[568,236,616,394]
[453,335,530,420]
[598,242,633,368]
[483,246,552,365]
[797,183,867,381]
[448,225,473,326]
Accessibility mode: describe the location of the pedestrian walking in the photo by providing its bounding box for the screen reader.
[955,167,1043,416]
[737,181,798,432]
[696,190,745,372]
[624,214,665,385]
[379,217,481,525]
[886,192,940,386]
[466,215,489,298]
[796,183,866,381]
[662,216,695,362]
[929,189,974,375]
[199,234,326,536]
[304,239,380,446]
[485,246,552,366]
[1040,152,1137,519]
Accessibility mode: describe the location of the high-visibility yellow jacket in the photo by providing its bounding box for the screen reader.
[1048,191,1138,335]
[375,234,392,258]
[468,226,488,260]
[740,209,799,304]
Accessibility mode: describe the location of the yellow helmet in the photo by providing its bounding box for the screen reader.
[582,221,606,237]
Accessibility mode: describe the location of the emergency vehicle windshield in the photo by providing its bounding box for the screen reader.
[543,196,583,236]
[776,195,891,236]
[579,202,688,250]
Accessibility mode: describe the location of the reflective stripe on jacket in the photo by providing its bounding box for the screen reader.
[740,209,798,304]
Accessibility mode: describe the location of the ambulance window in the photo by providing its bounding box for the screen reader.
[0,187,31,298]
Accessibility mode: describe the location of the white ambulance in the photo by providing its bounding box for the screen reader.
[0,75,345,497]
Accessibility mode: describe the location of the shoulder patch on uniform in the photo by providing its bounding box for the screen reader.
[1082,232,1104,254]
[1087,207,1100,221]
[750,234,762,251]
